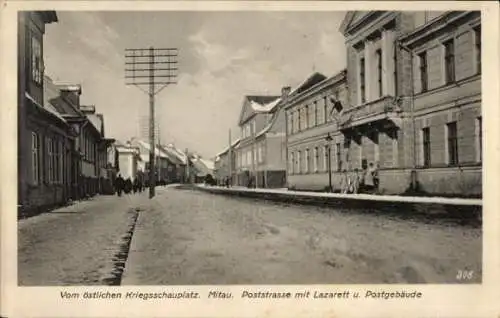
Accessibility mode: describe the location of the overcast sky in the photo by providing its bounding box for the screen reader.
[44,11,347,158]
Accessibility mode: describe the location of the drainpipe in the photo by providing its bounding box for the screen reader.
[398,41,417,191]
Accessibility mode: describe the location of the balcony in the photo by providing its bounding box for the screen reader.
[339,96,402,130]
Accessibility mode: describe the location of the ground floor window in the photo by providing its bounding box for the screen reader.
[31,132,39,185]
[313,147,318,172]
[476,116,482,162]
[422,127,431,167]
[304,149,310,173]
[335,143,341,171]
[446,121,458,166]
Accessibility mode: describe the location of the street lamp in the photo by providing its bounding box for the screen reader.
[325,133,333,192]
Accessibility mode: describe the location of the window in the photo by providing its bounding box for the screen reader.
[305,105,309,129]
[324,96,329,122]
[419,51,428,92]
[31,35,42,85]
[447,122,458,166]
[422,127,431,167]
[305,149,309,173]
[359,57,366,104]
[298,109,302,131]
[31,132,39,184]
[390,128,399,167]
[444,39,455,84]
[371,131,380,163]
[296,150,301,174]
[290,152,294,174]
[252,120,256,135]
[376,49,383,97]
[476,117,482,162]
[46,137,53,183]
[335,143,342,172]
[344,137,351,163]
[314,101,319,126]
[313,147,318,172]
[323,146,328,172]
[474,27,481,74]
[289,111,294,135]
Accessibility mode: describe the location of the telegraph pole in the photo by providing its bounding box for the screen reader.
[125,47,178,198]
[228,129,232,186]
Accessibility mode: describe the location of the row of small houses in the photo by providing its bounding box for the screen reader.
[214,10,482,198]
[17,10,216,217]
[18,11,118,217]
[109,138,215,187]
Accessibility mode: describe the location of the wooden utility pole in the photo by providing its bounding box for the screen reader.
[228,129,232,186]
[125,47,178,198]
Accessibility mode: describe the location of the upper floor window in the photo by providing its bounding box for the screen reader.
[324,96,329,122]
[298,109,302,131]
[474,26,481,75]
[335,143,342,172]
[305,105,309,130]
[444,39,455,84]
[418,51,428,92]
[359,57,366,104]
[314,101,319,126]
[31,35,42,85]
[376,49,383,97]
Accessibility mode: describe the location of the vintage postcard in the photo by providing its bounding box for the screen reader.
[1,1,499,317]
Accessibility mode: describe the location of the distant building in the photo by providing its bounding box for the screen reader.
[114,141,140,182]
[214,138,240,185]
[285,71,348,191]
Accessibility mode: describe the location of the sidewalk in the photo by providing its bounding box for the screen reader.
[18,192,151,286]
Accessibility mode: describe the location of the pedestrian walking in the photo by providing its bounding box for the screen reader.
[124,178,132,194]
[115,173,124,197]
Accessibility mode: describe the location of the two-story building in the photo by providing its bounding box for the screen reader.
[234,92,293,188]
[285,71,349,191]
[399,11,482,196]
[339,11,481,196]
[18,11,71,216]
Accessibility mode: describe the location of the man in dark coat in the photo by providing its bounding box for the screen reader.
[115,173,124,197]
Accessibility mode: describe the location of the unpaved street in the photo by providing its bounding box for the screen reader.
[121,187,481,285]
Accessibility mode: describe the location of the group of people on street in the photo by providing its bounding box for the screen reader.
[339,162,379,194]
[114,173,145,196]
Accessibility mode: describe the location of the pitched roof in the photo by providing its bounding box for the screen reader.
[26,92,67,124]
[215,138,241,157]
[289,72,327,96]
[163,144,188,165]
[246,95,280,105]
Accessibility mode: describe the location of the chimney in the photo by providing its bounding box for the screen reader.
[281,86,291,101]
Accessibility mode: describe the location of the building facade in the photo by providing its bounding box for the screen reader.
[399,11,482,196]
[214,138,240,185]
[18,11,71,216]
[234,93,292,188]
[286,71,349,191]
[330,10,482,196]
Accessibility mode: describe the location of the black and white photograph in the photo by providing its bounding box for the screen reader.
[2,2,499,317]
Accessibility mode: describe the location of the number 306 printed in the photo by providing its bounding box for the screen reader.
[456,270,474,281]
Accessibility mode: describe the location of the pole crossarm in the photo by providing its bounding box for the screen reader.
[124,47,178,199]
